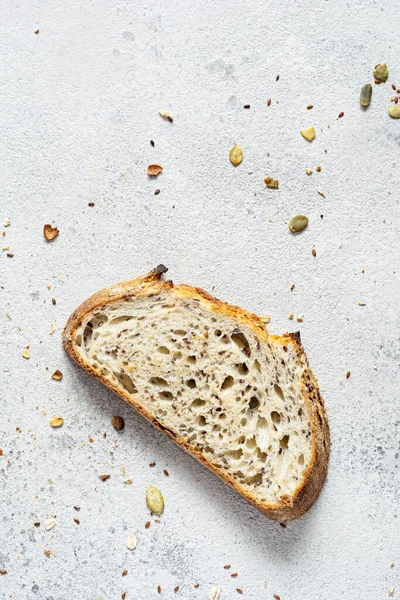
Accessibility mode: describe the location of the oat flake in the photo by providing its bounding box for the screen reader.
[45,518,56,530]
[209,585,221,600]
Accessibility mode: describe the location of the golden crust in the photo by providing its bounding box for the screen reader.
[63,266,330,521]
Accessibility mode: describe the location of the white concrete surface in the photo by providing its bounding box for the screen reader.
[1,1,399,598]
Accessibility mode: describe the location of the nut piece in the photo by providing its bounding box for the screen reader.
[229,144,243,166]
[388,105,400,118]
[99,473,111,481]
[22,348,30,359]
[159,110,173,122]
[147,164,163,177]
[43,224,59,241]
[52,369,63,381]
[289,215,309,233]
[264,177,279,189]
[373,63,389,82]
[209,586,221,600]
[50,417,64,428]
[146,485,164,515]
[360,83,372,107]
[300,127,316,141]
[305,168,313,175]
[111,416,125,431]
[127,533,137,550]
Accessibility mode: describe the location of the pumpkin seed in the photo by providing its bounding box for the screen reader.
[373,63,388,82]
[300,127,316,141]
[229,144,243,166]
[127,533,137,550]
[289,215,308,233]
[360,83,372,107]
[388,104,400,118]
[146,485,164,514]
[264,176,279,189]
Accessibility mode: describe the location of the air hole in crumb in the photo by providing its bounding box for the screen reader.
[157,346,170,355]
[159,390,173,401]
[173,329,187,336]
[218,412,226,420]
[237,435,246,444]
[249,396,260,410]
[231,331,250,355]
[221,375,234,390]
[235,363,249,376]
[186,378,196,389]
[227,448,243,460]
[253,359,261,373]
[75,335,82,346]
[109,315,132,325]
[150,377,168,388]
[280,435,290,450]
[114,373,137,394]
[271,411,281,424]
[187,355,196,364]
[257,448,267,462]
[214,329,222,337]
[196,415,206,426]
[240,418,247,426]
[246,436,257,449]
[191,399,206,409]
[247,473,263,486]
[298,454,304,465]
[298,407,303,416]
[274,384,285,400]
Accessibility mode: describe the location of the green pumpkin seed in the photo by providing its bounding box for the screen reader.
[229,144,243,166]
[146,485,164,514]
[373,63,388,82]
[289,215,309,233]
[360,83,372,107]
[388,104,400,118]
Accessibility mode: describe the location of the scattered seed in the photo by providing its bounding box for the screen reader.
[50,417,64,428]
[174,585,179,592]
[312,248,317,257]
[209,585,221,600]
[397,88,400,94]
[99,473,110,481]
[290,284,295,291]
[358,301,366,306]
[297,316,304,323]
[395,97,399,104]
[338,111,344,118]
[288,314,294,320]
[346,371,351,379]
[267,98,272,106]
[124,478,133,484]
[224,564,231,569]
[122,594,126,599]
[122,569,128,576]
[373,63,388,82]
[74,518,80,524]
[52,298,56,305]
[147,164,163,177]
[88,437,94,443]
[4,219,11,227]
[229,144,243,166]
[88,202,95,207]
[154,189,160,195]
[159,110,173,122]
[74,506,80,511]
[317,191,325,198]
[300,127,315,141]
[111,416,125,431]
[145,521,151,529]
[392,84,397,91]
[236,589,243,595]
[316,166,321,172]
[289,215,308,233]
[274,595,281,600]
[264,177,279,189]
[22,348,30,359]
[360,83,372,107]
[276,74,280,81]
[45,517,56,530]
[243,104,250,109]
[150,140,155,147]
[163,469,169,476]
[52,369,63,381]
[157,585,161,594]
[34,29,39,34]
[305,168,313,175]
[146,486,164,514]
[149,461,156,467]
[49,323,56,335]
[33,521,40,527]
[194,584,200,588]
[388,104,400,118]
[44,549,51,556]
[127,534,137,550]
[43,224,59,241]
[280,522,287,528]
[0,569,7,575]
[231,572,238,578]
[307,104,313,109]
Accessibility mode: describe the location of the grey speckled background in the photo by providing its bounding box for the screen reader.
[0,0,399,599]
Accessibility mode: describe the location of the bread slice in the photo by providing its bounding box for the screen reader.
[63,266,330,520]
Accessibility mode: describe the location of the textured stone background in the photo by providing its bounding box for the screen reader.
[1,0,399,599]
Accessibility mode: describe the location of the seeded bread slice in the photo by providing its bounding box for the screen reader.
[63,266,330,520]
